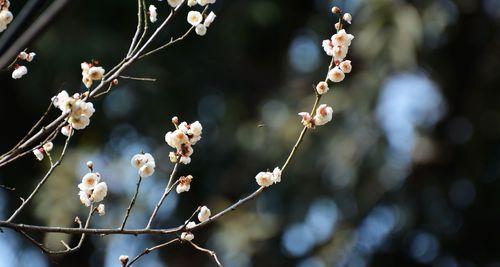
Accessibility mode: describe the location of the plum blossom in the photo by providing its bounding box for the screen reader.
[255,168,281,187]
[204,12,216,27]
[187,11,203,26]
[97,204,105,216]
[165,119,203,165]
[313,104,333,126]
[130,153,156,178]
[176,175,193,193]
[186,221,197,229]
[52,90,95,131]
[181,231,194,241]
[316,81,329,95]
[42,142,53,152]
[0,2,13,33]
[32,148,44,161]
[119,255,129,265]
[148,5,157,23]
[339,60,352,73]
[187,0,197,7]
[198,206,211,222]
[11,66,27,79]
[81,62,105,89]
[328,66,345,83]
[77,169,107,206]
[197,0,216,6]
[18,51,36,62]
[167,0,182,8]
[195,24,207,36]
[343,13,352,24]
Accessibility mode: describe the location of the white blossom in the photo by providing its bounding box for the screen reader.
[32,148,44,161]
[26,52,36,62]
[255,171,273,187]
[12,66,27,79]
[198,206,211,222]
[68,115,90,130]
[331,29,354,47]
[197,0,216,6]
[328,66,345,83]
[81,62,105,88]
[169,152,178,163]
[187,0,197,7]
[339,60,352,73]
[343,13,352,24]
[148,5,157,23]
[52,90,70,109]
[97,204,105,216]
[86,161,94,170]
[79,191,91,207]
[187,11,203,26]
[119,255,129,265]
[316,81,329,95]
[333,45,348,62]
[186,221,197,229]
[195,24,207,36]
[165,130,189,149]
[189,121,203,136]
[18,52,28,60]
[272,167,282,183]
[298,112,314,128]
[167,0,183,8]
[322,39,334,56]
[78,172,100,192]
[176,175,192,193]
[204,12,216,27]
[181,232,194,241]
[139,162,155,178]
[313,104,333,126]
[87,66,105,81]
[91,182,108,202]
[42,142,53,152]
[179,156,191,165]
[0,9,13,32]
[61,125,73,136]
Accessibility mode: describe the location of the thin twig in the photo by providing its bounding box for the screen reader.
[145,162,179,229]
[120,176,142,230]
[127,238,179,267]
[119,75,156,82]
[188,241,223,267]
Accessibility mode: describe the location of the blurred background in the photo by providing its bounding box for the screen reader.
[1,0,500,266]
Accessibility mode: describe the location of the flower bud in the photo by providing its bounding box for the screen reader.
[332,6,341,14]
[86,161,94,171]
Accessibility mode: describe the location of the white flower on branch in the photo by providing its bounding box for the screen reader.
[272,167,282,183]
[52,90,95,130]
[166,119,203,165]
[148,5,158,23]
[0,8,13,33]
[18,51,36,62]
[11,65,27,79]
[328,66,345,83]
[187,11,203,26]
[181,231,194,241]
[169,151,178,163]
[131,153,156,177]
[343,13,353,24]
[298,112,314,128]
[313,104,333,126]
[198,206,211,222]
[42,141,53,152]
[167,0,183,8]
[187,0,197,7]
[32,148,44,161]
[86,161,94,171]
[61,124,73,137]
[204,12,216,27]
[91,182,108,202]
[97,204,105,216]
[186,221,197,229]
[255,171,273,187]
[339,60,352,73]
[331,29,354,47]
[78,172,101,192]
[176,175,193,194]
[81,62,105,89]
[79,191,92,207]
[316,81,329,95]
[195,24,207,36]
[197,0,216,6]
[165,129,189,149]
[119,255,129,265]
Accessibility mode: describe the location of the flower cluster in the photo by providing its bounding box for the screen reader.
[187,10,216,36]
[181,205,211,241]
[0,0,13,32]
[52,90,95,130]
[165,118,203,165]
[81,61,105,89]
[298,104,334,128]
[32,142,53,161]
[176,175,193,193]
[299,10,354,128]
[130,152,156,178]
[77,170,108,208]
[11,51,37,80]
[255,167,282,187]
